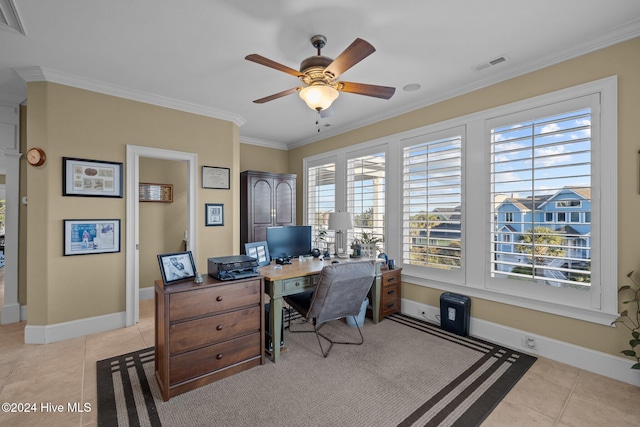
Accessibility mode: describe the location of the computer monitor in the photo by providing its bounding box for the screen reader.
[266,226,312,259]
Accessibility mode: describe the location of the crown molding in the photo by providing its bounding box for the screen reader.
[239,136,288,151]
[287,19,640,150]
[13,66,246,127]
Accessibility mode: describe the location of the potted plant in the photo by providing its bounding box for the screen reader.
[612,270,640,370]
[360,231,382,258]
[317,229,330,258]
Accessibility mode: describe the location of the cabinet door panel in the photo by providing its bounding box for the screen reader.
[274,179,295,225]
[251,177,273,225]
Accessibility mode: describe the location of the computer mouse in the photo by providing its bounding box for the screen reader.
[331,260,340,264]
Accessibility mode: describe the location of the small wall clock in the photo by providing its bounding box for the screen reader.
[27,147,46,166]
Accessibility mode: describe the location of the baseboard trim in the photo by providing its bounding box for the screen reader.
[24,311,126,344]
[21,286,154,344]
[139,286,154,301]
[402,298,640,388]
[0,302,20,324]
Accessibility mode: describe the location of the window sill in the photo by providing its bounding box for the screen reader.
[402,272,619,326]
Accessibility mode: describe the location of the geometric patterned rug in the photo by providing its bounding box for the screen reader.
[97,314,536,427]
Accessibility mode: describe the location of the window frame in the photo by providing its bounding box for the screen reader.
[303,76,617,325]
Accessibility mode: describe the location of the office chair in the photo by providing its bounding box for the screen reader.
[284,261,375,357]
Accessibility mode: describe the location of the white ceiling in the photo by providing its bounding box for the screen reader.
[1,0,640,154]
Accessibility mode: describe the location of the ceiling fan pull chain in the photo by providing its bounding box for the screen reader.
[316,109,321,133]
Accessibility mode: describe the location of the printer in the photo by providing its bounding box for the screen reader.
[208,255,260,281]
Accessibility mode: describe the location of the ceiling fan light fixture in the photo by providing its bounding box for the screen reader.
[299,85,339,111]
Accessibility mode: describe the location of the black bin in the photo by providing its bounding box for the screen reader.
[440,292,471,336]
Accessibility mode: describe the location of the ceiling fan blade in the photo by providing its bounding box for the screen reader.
[324,38,376,78]
[253,87,299,104]
[339,82,396,99]
[245,54,302,78]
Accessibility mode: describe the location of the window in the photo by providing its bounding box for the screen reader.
[304,77,617,325]
[307,161,336,251]
[347,152,386,252]
[490,107,592,289]
[402,132,462,271]
[557,200,581,208]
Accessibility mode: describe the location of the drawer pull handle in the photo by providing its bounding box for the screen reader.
[386,303,395,309]
[216,354,223,360]
[216,325,223,331]
[295,282,301,286]
[387,290,395,295]
[216,296,223,302]
[387,277,395,282]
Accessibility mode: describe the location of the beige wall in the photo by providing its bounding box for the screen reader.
[24,82,239,325]
[239,143,289,174]
[288,36,640,359]
[139,158,188,290]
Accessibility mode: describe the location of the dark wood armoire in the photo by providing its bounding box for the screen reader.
[240,170,296,252]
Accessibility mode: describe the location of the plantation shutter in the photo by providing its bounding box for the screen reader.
[307,162,336,251]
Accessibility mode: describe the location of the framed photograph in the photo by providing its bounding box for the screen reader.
[63,157,123,198]
[63,219,121,256]
[245,241,270,266]
[202,166,230,190]
[205,203,224,226]
[139,182,173,202]
[157,251,196,285]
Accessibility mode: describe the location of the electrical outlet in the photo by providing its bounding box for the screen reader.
[521,336,536,350]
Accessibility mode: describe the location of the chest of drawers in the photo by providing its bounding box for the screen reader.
[155,275,264,401]
[379,268,402,319]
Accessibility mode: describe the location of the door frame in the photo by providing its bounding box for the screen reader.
[125,145,198,326]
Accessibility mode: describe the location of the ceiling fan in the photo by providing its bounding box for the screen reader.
[245,35,395,112]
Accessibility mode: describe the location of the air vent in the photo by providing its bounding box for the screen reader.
[473,55,508,72]
[0,0,25,35]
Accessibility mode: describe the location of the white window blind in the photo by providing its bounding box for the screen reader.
[402,134,462,270]
[307,162,336,252]
[347,152,385,252]
[490,108,592,289]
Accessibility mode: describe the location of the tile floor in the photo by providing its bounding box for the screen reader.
[1,287,640,426]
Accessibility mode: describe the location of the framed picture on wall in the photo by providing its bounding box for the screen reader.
[202,166,230,189]
[63,157,123,197]
[205,203,224,226]
[63,219,121,256]
[157,251,196,285]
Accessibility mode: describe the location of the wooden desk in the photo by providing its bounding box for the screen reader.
[258,257,382,363]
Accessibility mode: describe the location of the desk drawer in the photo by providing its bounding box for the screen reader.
[169,332,261,384]
[380,283,400,317]
[169,279,261,321]
[382,270,401,286]
[282,275,317,293]
[169,306,261,355]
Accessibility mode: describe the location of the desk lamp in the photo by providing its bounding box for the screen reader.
[328,211,353,258]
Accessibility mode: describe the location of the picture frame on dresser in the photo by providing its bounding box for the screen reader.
[157,251,196,285]
[244,241,270,266]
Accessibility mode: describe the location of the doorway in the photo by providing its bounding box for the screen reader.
[125,145,197,326]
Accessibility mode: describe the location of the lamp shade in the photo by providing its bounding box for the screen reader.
[299,85,339,111]
[328,211,353,231]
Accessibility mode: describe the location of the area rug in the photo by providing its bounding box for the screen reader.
[97,314,536,427]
